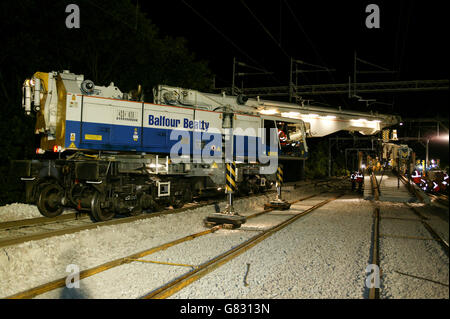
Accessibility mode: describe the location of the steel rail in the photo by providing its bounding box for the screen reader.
[404,203,449,254]
[0,192,277,231]
[397,171,448,206]
[0,178,336,235]
[371,172,380,200]
[0,212,89,231]
[141,194,342,299]
[5,227,221,299]
[5,191,327,299]
[428,193,449,207]
[419,220,449,254]
[368,185,448,299]
[0,178,338,249]
[396,173,424,203]
[0,191,279,249]
[368,207,380,299]
[0,201,214,249]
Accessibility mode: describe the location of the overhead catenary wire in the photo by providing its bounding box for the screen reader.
[283,0,327,68]
[85,1,145,37]
[397,1,414,79]
[293,59,332,71]
[283,0,349,108]
[239,0,334,106]
[356,57,390,72]
[181,0,281,85]
[239,0,291,60]
[87,0,282,89]
[392,1,414,113]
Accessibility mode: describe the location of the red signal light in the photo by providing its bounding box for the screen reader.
[53,145,58,152]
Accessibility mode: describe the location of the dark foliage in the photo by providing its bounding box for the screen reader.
[0,0,212,205]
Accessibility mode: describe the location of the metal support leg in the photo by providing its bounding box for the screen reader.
[225,191,235,215]
[205,162,246,227]
[265,165,291,210]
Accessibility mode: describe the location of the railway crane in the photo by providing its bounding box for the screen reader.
[14,70,400,222]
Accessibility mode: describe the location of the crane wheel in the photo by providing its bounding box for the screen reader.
[91,192,115,222]
[37,184,64,218]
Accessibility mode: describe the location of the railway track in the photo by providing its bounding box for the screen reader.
[5,189,343,299]
[405,204,449,253]
[0,211,89,231]
[368,207,380,299]
[396,173,425,203]
[397,173,449,206]
[0,178,342,250]
[0,200,215,249]
[368,203,449,299]
[427,193,449,207]
[141,194,342,299]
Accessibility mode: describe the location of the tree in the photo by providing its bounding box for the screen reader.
[0,0,212,205]
[305,139,328,179]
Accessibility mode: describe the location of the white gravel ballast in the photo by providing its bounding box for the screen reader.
[0,187,319,298]
[0,203,74,222]
[171,195,374,299]
[1,180,447,299]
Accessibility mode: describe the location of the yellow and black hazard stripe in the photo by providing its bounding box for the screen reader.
[276,165,283,186]
[226,162,237,193]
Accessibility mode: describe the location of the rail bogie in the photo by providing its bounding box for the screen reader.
[13,154,273,221]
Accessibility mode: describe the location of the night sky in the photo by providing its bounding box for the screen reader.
[139,0,448,164]
[0,0,447,205]
[1,0,448,165]
[140,0,448,117]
